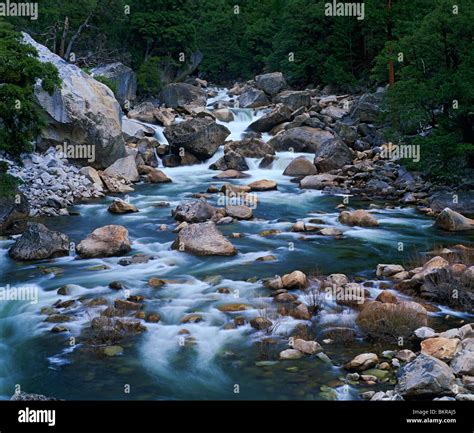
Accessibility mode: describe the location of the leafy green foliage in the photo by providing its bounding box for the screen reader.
[0,20,60,157]
[136,57,164,96]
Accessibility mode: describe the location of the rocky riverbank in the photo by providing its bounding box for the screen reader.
[1,35,472,401]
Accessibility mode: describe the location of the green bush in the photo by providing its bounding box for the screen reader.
[0,19,60,158]
[137,56,163,96]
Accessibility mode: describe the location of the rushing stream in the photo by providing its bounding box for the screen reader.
[0,89,472,401]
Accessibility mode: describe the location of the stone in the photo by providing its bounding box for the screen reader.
[23,33,125,168]
[90,62,136,105]
[279,349,303,360]
[250,317,273,330]
[238,88,269,108]
[421,337,461,362]
[319,227,342,237]
[313,139,353,172]
[283,156,317,177]
[274,90,311,111]
[213,108,234,122]
[282,271,308,290]
[76,225,131,258]
[172,200,218,223]
[255,72,287,96]
[217,303,250,312]
[451,350,474,376]
[225,205,253,220]
[300,173,337,189]
[9,222,69,261]
[345,353,379,371]
[114,299,142,311]
[224,138,275,158]
[248,179,277,191]
[104,155,139,182]
[292,339,323,355]
[339,210,379,227]
[269,127,334,153]
[180,314,203,324]
[290,303,311,320]
[396,349,417,363]
[248,105,293,133]
[145,168,172,183]
[434,208,474,231]
[209,150,249,171]
[395,354,456,397]
[11,392,58,401]
[158,83,207,108]
[172,222,237,256]
[164,117,230,160]
[376,264,405,277]
[108,199,138,214]
[102,345,124,357]
[414,327,437,339]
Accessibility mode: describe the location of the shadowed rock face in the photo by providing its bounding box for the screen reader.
[22,33,126,169]
[0,192,29,235]
[91,62,137,105]
[172,222,237,256]
[9,222,70,260]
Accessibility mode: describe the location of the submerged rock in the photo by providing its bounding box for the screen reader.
[9,222,70,261]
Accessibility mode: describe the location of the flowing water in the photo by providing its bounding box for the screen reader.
[0,89,472,401]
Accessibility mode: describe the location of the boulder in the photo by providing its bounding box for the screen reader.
[255,72,287,96]
[395,354,456,397]
[250,317,273,331]
[238,88,269,108]
[429,191,474,215]
[320,105,348,120]
[451,350,474,376]
[172,200,218,223]
[414,326,437,340]
[90,62,137,105]
[282,270,308,290]
[209,150,249,171]
[248,179,277,191]
[434,208,474,231]
[224,138,275,158]
[104,155,139,182]
[420,337,461,362]
[313,139,353,172]
[339,210,379,227]
[375,290,397,304]
[76,225,131,258]
[0,191,29,235]
[274,90,311,111]
[127,102,159,124]
[269,127,335,152]
[356,300,428,339]
[23,33,126,169]
[376,264,405,277]
[292,339,323,355]
[225,205,253,220]
[80,166,105,190]
[144,168,172,183]
[248,105,293,133]
[351,93,383,123]
[158,83,207,108]
[108,199,138,214]
[283,157,317,177]
[9,222,70,260]
[164,117,230,160]
[345,353,379,371]
[300,173,337,190]
[172,222,237,256]
[213,108,234,122]
[121,118,155,142]
[396,349,417,363]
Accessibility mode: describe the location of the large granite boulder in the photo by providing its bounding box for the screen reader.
[9,222,70,260]
[248,104,293,133]
[164,117,230,160]
[172,222,237,256]
[76,225,131,258]
[22,33,126,169]
[255,72,287,96]
[274,91,311,111]
[90,62,137,105]
[158,83,207,109]
[269,127,335,153]
[172,200,219,223]
[224,138,275,158]
[314,139,353,172]
[434,208,474,231]
[238,88,269,108]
